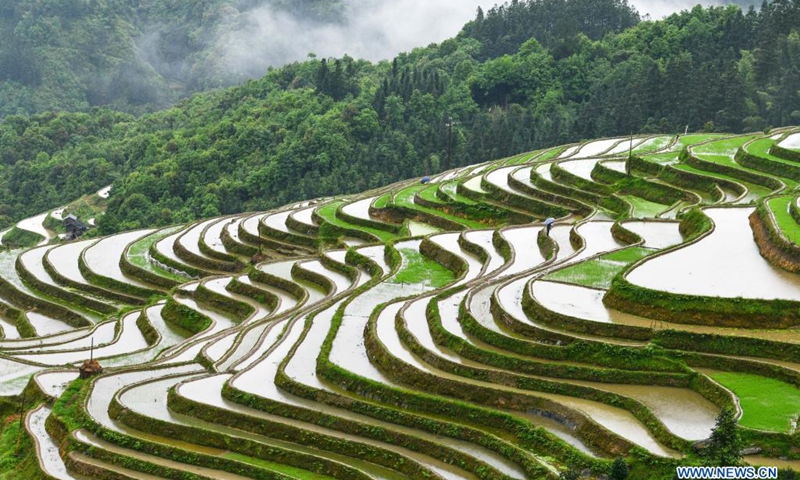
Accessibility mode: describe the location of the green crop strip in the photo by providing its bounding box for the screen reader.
[224,452,338,480]
[708,372,800,433]
[546,246,654,289]
[397,185,486,229]
[317,201,397,242]
[127,227,189,282]
[619,195,669,218]
[767,196,800,245]
[391,248,455,288]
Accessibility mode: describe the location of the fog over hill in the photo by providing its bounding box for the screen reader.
[218,0,763,73]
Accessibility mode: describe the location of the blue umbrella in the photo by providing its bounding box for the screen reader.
[544,218,556,226]
[421,176,431,184]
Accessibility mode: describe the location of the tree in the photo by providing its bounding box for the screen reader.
[558,470,580,480]
[610,457,629,480]
[706,407,742,467]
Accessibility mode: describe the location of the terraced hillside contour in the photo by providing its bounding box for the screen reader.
[3,130,800,479]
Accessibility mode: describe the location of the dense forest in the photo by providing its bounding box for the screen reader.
[0,0,799,233]
[0,0,348,116]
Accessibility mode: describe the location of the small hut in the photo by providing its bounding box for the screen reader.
[79,359,103,379]
[63,215,89,240]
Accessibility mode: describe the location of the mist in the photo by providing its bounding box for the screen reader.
[129,0,763,92]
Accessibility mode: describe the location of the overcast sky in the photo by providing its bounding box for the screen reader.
[216,0,753,79]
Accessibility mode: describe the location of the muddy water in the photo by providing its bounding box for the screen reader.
[502,278,641,347]
[177,219,217,260]
[257,259,296,281]
[343,237,368,247]
[0,315,19,339]
[464,230,507,275]
[431,233,483,281]
[226,319,287,372]
[356,245,391,276]
[571,221,627,263]
[85,229,156,288]
[292,205,317,227]
[558,145,581,159]
[27,406,76,480]
[241,213,265,238]
[47,240,94,284]
[603,160,627,174]
[226,218,245,242]
[486,166,518,190]
[407,221,441,236]
[342,197,376,222]
[462,176,487,194]
[745,456,800,470]
[264,209,297,234]
[156,230,191,264]
[604,138,647,156]
[86,365,201,433]
[559,159,602,181]
[204,276,271,320]
[20,247,64,291]
[622,221,684,250]
[13,312,148,365]
[300,259,353,294]
[267,304,527,479]
[202,218,232,255]
[35,370,79,398]
[26,312,73,337]
[779,133,800,150]
[0,358,41,396]
[73,429,239,478]
[573,138,622,158]
[628,207,800,299]
[146,304,190,356]
[501,226,547,276]
[236,276,296,316]
[378,293,677,457]
[153,296,237,365]
[204,331,237,363]
[536,163,554,181]
[0,327,89,350]
[25,320,116,353]
[185,374,409,480]
[16,212,52,246]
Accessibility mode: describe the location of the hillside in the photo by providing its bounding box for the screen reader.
[0,128,799,479]
[0,0,798,234]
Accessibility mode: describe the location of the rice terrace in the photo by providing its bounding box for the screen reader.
[0,128,799,479]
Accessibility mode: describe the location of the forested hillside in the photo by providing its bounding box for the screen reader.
[0,0,799,234]
[0,0,347,116]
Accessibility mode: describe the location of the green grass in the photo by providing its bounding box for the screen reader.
[673,163,771,200]
[708,372,800,433]
[601,246,654,262]
[127,226,191,282]
[440,182,478,205]
[395,185,486,229]
[1,227,43,249]
[545,246,654,289]
[693,135,756,158]
[631,136,672,155]
[391,248,455,288]
[620,195,669,218]
[767,196,800,244]
[224,453,337,480]
[373,193,391,209]
[317,201,397,242]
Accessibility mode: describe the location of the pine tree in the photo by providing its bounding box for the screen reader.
[706,407,742,467]
[610,457,629,480]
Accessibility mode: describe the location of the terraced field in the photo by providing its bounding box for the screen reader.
[3,130,800,479]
